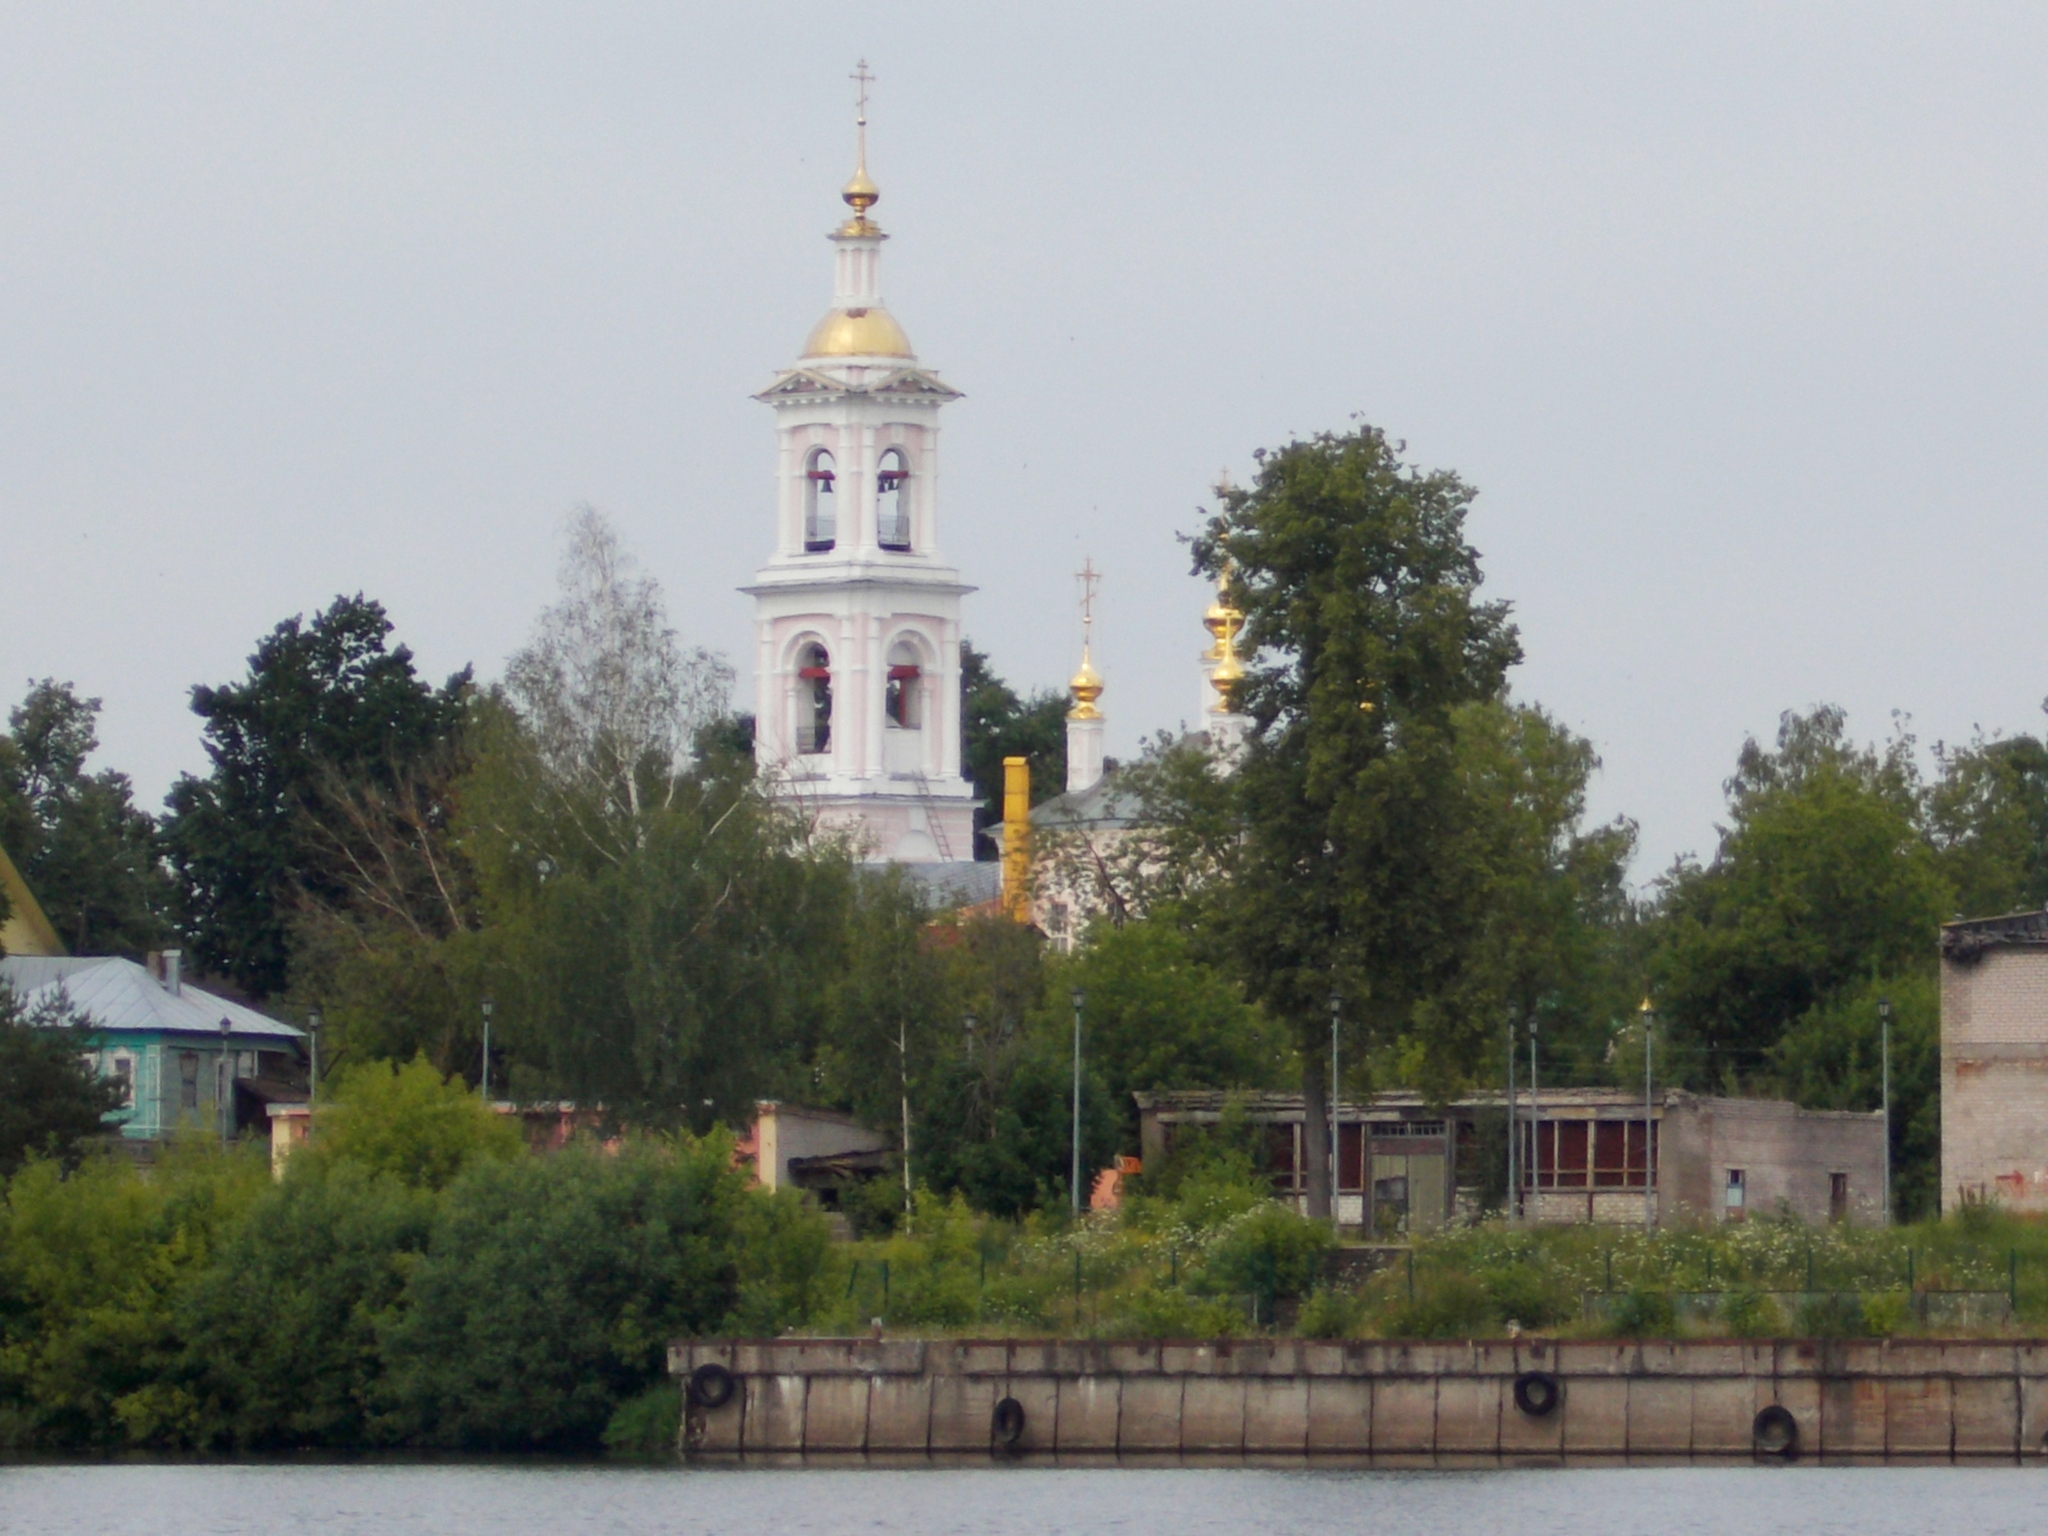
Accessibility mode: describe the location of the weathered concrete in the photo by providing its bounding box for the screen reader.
[671,1336,2048,1462]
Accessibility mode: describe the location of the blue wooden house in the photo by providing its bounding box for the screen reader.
[1,953,306,1140]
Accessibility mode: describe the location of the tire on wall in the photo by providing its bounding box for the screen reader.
[1512,1371,1561,1418]
[1752,1403,1799,1459]
[689,1362,737,1410]
[991,1395,1027,1450]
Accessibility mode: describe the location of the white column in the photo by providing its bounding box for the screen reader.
[1067,715,1106,795]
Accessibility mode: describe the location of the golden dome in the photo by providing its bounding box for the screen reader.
[1208,646,1244,713]
[1068,643,1104,721]
[1201,566,1243,660]
[802,306,915,359]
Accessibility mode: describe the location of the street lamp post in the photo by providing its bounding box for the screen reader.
[1506,1013,1518,1222]
[218,1014,233,1150]
[1878,996,1893,1226]
[480,998,494,1102]
[1070,988,1085,1216]
[1640,997,1656,1233]
[1329,994,1343,1236]
[1528,1015,1540,1221]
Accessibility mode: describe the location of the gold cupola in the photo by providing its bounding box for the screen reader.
[1069,643,1104,721]
[1207,566,1246,715]
[802,60,915,360]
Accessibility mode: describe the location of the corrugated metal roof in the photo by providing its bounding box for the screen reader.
[0,956,304,1042]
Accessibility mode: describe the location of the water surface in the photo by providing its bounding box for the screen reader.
[3,1462,2041,1535]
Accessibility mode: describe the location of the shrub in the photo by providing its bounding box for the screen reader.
[1793,1290,1869,1339]
[1720,1286,1783,1338]
[1295,1286,1365,1339]
[1201,1204,1332,1307]
[602,1382,681,1458]
[1606,1287,1676,1337]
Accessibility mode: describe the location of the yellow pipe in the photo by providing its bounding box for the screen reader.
[1001,756,1031,923]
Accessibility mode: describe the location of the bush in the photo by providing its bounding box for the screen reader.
[1383,1271,1494,1339]
[1110,1283,1245,1338]
[1720,1286,1783,1337]
[1793,1290,1869,1339]
[1295,1286,1365,1339]
[1606,1288,1676,1337]
[602,1382,681,1458]
[1201,1204,1332,1308]
[1482,1261,1572,1330]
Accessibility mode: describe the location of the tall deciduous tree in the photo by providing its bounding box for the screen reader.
[0,681,171,954]
[1191,426,1523,1218]
[162,597,470,996]
[0,985,125,1174]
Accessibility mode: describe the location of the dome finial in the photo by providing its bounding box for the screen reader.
[1069,558,1105,719]
[1208,561,1246,714]
[839,60,882,236]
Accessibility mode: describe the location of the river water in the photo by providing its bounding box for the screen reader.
[3,1463,2044,1535]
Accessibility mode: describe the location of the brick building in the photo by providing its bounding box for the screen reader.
[1940,909,2048,1213]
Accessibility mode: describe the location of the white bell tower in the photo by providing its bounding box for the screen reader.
[744,65,977,863]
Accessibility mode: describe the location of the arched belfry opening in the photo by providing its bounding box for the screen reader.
[797,642,832,754]
[805,449,837,552]
[876,448,910,551]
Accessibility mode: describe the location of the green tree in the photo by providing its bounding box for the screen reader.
[1187,425,1523,1217]
[1927,731,2048,919]
[312,1056,521,1191]
[1049,919,1290,1142]
[163,596,470,997]
[962,639,1067,856]
[0,680,171,954]
[1651,706,1949,1089]
[375,1137,774,1450]
[0,986,124,1176]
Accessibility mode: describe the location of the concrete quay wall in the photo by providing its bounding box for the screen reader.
[669,1337,2048,1462]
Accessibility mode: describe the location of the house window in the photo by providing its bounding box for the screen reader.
[1830,1172,1849,1223]
[796,643,832,754]
[179,1051,200,1113]
[876,448,910,550]
[1725,1168,1746,1220]
[804,449,837,551]
[110,1055,134,1107]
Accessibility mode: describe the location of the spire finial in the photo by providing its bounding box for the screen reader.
[839,60,882,235]
[1069,559,1104,720]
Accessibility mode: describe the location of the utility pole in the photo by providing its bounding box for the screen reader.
[479,998,494,1102]
[1641,997,1656,1233]
[307,1009,322,1102]
[1879,996,1893,1226]
[1329,993,1343,1237]
[1071,988,1085,1216]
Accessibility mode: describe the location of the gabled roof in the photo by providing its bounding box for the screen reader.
[0,843,64,957]
[0,956,304,1041]
[1028,769,1146,831]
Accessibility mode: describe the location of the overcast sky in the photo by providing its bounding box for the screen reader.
[3,3,2046,880]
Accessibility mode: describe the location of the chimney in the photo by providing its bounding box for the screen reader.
[1000,756,1032,923]
[163,948,182,996]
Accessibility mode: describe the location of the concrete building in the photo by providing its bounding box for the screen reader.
[1138,1086,1883,1234]
[736,1100,893,1208]
[1939,908,2048,1213]
[2,952,305,1140]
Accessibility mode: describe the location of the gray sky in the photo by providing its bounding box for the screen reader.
[4,3,2046,881]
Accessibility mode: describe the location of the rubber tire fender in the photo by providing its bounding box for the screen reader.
[991,1395,1027,1448]
[1752,1403,1799,1459]
[690,1362,737,1410]
[1512,1371,1561,1418]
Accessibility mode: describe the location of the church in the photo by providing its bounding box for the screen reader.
[742,74,1249,917]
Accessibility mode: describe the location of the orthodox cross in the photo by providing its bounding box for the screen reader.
[852,59,874,149]
[1076,558,1101,635]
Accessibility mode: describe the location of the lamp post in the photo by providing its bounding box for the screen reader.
[307,1009,322,1102]
[1640,997,1656,1233]
[1070,987,1085,1216]
[1878,996,1893,1226]
[479,998,494,1102]
[1528,1015,1541,1222]
[1328,993,1343,1236]
[1506,1012,1518,1222]
[218,1014,233,1150]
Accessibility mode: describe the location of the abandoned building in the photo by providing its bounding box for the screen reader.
[1136,1086,1884,1233]
[1940,909,2048,1213]
[735,1100,894,1209]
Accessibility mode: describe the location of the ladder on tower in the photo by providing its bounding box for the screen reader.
[909,773,954,862]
